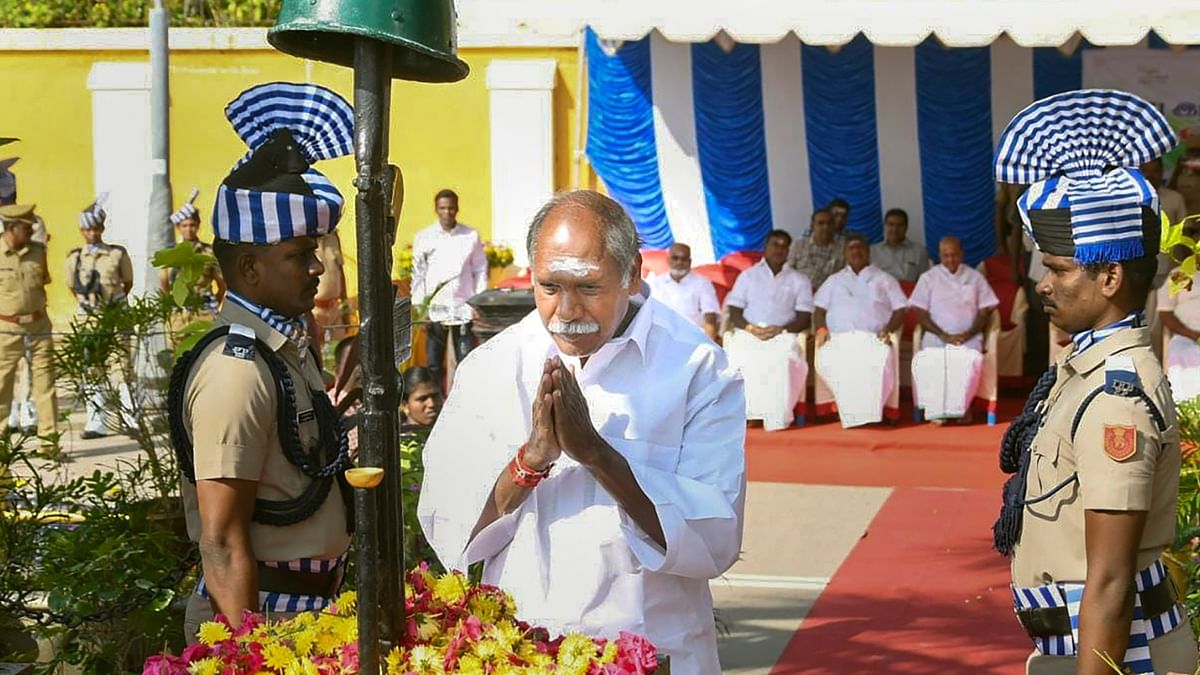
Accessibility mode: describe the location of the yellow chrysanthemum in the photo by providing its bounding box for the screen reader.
[598,640,618,664]
[385,647,406,675]
[472,638,504,663]
[489,620,521,650]
[432,573,468,605]
[408,645,445,674]
[332,590,357,615]
[457,654,486,675]
[291,628,316,656]
[468,594,500,624]
[415,567,436,589]
[262,643,295,670]
[187,657,221,675]
[417,615,441,642]
[195,621,231,646]
[314,628,344,655]
[332,615,357,644]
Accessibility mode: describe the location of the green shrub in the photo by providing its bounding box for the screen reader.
[0,0,283,28]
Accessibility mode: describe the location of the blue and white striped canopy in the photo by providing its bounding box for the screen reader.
[584,30,1184,267]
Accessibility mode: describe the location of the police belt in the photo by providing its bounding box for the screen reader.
[255,563,340,598]
[1017,576,1179,639]
[0,309,44,325]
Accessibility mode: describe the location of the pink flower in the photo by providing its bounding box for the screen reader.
[179,642,212,663]
[615,631,658,674]
[141,654,186,675]
[341,641,360,671]
[233,610,263,637]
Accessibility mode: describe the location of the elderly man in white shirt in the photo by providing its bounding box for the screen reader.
[724,229,814,431]
[909,236,999,424]
[418,190,745,674]
[1158,266,1200,402]
[411,188,488,382]
[647,242,720,341]
[814,233,908,427]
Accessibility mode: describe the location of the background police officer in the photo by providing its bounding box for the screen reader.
[172,82,355,638]
[0,204,57,453]
[993,91,1198,675]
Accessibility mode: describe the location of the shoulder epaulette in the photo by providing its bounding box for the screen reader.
[222,323,257,361]
[1104,355,1139,398]
[68,246,81,256]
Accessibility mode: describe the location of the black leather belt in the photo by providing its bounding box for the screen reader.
[1017,577,1179,639]
[255,563,340,598]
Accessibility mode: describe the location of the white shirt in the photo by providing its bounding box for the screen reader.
[724,260,814,326]
[418,299,746,674]
[814,265,908,333]
[411,222,488,324]
[1158,273,1200,332]
[647,271,719,329]
[908,264,999,351]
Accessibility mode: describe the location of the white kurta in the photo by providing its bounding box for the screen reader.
[1158,275,1200,402]
[907,265,999,418]
[411,222,488,324]
[724,260,814,326]
[418,299,746,674]
[647,271,720,330]
[813,266,907,427]
[723,261,814,431]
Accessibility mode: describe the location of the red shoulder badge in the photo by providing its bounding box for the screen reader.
[1104,424,1137,462]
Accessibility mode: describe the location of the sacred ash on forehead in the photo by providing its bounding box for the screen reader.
[547,256,600,277]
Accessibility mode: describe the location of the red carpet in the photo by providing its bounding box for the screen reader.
[771,487,1030,674]
[745,397,1023,490]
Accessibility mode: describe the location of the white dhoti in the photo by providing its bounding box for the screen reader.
[912,345,984,419]
[725,329,806,431]
[815,331,895,428]
[1166,335,1200,403]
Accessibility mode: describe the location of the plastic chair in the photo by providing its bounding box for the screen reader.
[720,251,763,272]
[641,249,670,278]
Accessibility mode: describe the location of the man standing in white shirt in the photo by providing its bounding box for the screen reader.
[1157,265,1200,402]
[418,190,745,674]
[814,234,908,427]
[411,189,488,383]
[647,242,720,341]
[724,230,814,431]
[870,208,930,283]
[909,236,999,424]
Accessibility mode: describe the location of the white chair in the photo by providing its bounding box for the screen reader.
[911,311,1002,426]
[813,328,903,425]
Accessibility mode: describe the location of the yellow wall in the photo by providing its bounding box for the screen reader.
[0,43,586,324]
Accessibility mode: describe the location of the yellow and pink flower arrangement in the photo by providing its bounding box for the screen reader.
[143,565,660,675]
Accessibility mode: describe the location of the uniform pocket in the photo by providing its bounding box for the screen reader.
[1030,431,1061,496]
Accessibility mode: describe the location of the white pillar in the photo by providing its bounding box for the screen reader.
[486,59,557,267]
[86,62,155,296]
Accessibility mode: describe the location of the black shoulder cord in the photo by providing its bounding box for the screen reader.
[168,326,354,532]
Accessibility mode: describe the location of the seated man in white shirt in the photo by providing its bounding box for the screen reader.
[723,230,814,431]
[418,190,745,674]
[1158,264,1200,402]
[647,242,720,341]
[908,236,999,424]
[813,233,908,427]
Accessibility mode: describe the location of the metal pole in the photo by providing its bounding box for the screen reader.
[352,36,399,675]
[147,0,173,279]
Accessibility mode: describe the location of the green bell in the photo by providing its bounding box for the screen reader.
[268,0,469,83]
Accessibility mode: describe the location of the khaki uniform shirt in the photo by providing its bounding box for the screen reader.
[167,241,221,299]
[65,242,133,307]
[180,302,350,563]
[0,238,50,331]
[1012,327,1180,588]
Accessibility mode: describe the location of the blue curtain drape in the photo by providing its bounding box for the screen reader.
[691,41,774,257]
[801,35,883,242]
[915,39,996,265]
[584,28,673,249]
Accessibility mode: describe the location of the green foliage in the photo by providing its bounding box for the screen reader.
[0,0,282,28]
[1174,398,1200,637]
[399,427,440,575]
[0,440,193,673]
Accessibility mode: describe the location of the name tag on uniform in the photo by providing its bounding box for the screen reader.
[297,409,315,424]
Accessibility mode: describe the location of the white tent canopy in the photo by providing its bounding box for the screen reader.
[456,0,1200,48]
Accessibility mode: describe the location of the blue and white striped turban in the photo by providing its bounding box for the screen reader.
[994,89,1177,263]
[170,187,200,226]
[79,193,108,229]
[213,82,354,245]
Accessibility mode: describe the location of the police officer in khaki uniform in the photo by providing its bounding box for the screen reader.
[169,82,356,638]
[993,91,1198,675]
[159,188,225,316]
[0,204,57,450]
[68,195,135,439]
[0,153,47,434]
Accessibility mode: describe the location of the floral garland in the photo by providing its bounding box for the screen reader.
[143,565,659,675]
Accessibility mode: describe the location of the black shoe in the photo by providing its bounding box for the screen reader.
[21,426,36,435]
[5,426,16,435]
[80,430,106,440]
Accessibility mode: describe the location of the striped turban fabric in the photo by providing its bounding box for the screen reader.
[212,82,355,245]
[170,187,201,226]
[993,89,1176,263]
[79,193,108,229]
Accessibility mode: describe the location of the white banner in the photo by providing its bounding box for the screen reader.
[1084,48,1200,178]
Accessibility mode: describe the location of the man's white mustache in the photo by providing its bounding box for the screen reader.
[548,318,600,334]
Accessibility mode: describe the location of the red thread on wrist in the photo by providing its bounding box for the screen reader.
[508,444,553,488]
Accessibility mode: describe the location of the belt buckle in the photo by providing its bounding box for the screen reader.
[17,313,32,325]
